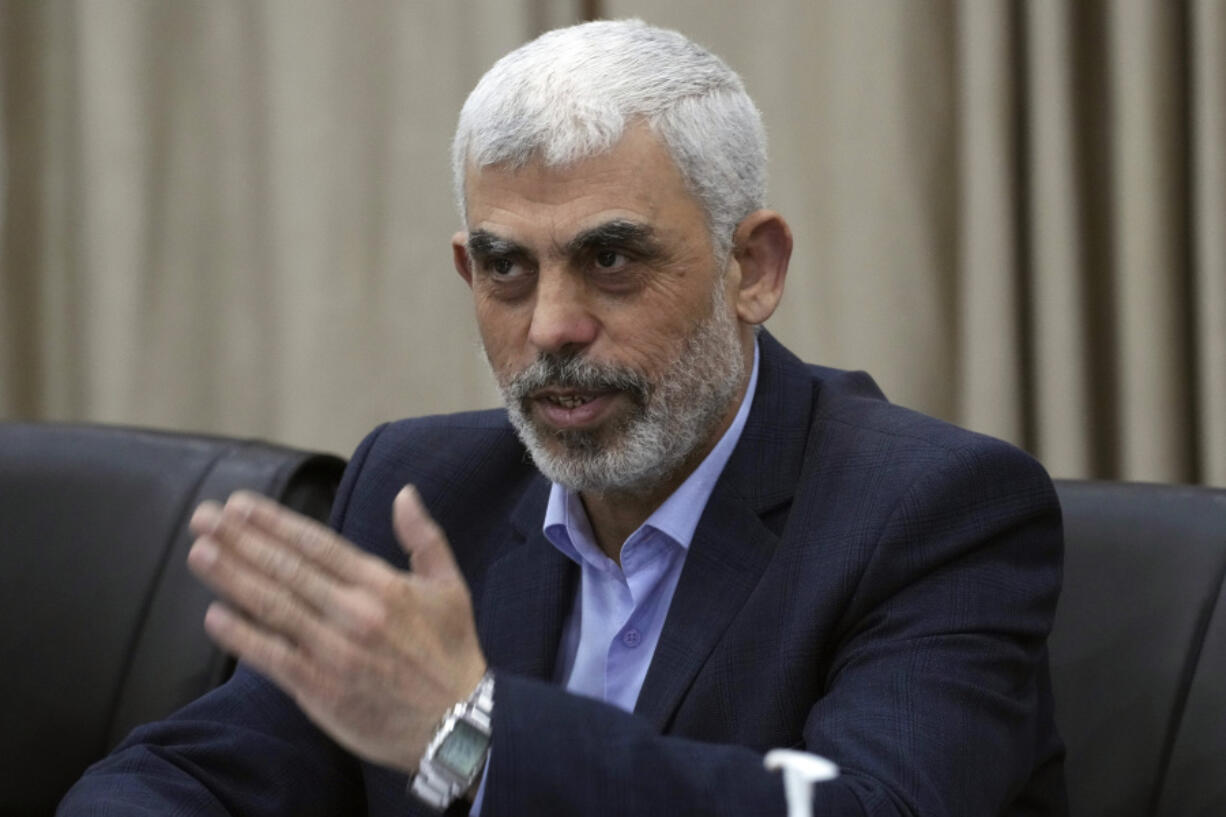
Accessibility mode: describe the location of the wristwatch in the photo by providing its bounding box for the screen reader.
[409,671,495,811]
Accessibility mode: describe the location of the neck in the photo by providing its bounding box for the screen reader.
[579,472,689,564]
[574,330,759,563]
[580,373,751,562]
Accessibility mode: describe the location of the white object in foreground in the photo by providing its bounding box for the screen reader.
[763,749,840,817]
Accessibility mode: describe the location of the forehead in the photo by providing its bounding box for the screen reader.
[462,125,707,244]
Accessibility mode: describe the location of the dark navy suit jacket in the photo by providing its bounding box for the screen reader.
[60,333,1066,816]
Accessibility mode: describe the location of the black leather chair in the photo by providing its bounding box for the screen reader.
[4,426,1223,816]
[1050,480,1226,817]
[0,423,346,817]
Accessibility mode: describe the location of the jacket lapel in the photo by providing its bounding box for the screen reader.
[474,334,818,721]
[476,477,577,681]
[635,332,817,730]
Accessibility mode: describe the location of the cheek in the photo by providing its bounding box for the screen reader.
[473,300,535,372]
[473,295,522,342]
[598,320,686,379]
[608,285,713,359]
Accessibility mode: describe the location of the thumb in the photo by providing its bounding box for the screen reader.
[393,484,460,581]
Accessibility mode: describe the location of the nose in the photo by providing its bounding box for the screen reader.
[527,267,599,354]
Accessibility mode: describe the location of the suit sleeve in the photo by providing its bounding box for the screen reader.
[479,440,1064,817]
[54,426,390,817]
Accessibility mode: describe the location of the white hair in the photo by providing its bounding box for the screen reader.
[451,19,767,255]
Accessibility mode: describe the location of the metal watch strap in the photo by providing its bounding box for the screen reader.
[409,671,495,811]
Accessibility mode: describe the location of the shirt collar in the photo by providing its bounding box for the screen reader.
[544,340,761,561]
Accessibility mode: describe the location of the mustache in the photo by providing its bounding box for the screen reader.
[506,352,651,405]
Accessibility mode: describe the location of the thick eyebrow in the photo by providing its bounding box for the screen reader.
[466,229,530,260]
[562,220,663,259]
[466,220,664,265]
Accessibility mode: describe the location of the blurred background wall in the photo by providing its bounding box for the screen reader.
[1,0,1223,486]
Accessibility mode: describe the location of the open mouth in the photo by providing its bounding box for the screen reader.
[529,389,621,430]
[506,354,651,434]
[543,392,600,409]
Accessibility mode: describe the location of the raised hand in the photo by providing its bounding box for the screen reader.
[187,485,487,773]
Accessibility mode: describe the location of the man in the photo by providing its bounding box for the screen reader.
[60,19,1065,816]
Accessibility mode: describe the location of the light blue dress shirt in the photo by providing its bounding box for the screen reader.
[545,341,760,712]
[471,342,758,813]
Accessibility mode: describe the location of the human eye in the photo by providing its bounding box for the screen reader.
[483,255,525,279]
[593,249,629,271]
[586,246,646,293]
[474,253,535,300]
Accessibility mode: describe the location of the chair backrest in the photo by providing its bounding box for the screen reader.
[1049,479,1226,817]
[0,423,346,817]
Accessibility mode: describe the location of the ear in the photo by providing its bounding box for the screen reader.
[729,210,791,325]
[452,231,474,287]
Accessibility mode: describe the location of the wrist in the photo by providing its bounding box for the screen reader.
[409,671,495,811]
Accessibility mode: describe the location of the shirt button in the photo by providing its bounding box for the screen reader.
[622,628,642,648]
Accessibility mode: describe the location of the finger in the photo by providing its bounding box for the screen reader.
[220,492,387,586]
[393,485,461,581]
[202,601,325,699]
[188,534,346,653]
[188,499,225,537]
[189,518,400,645]
[192,502,342,615]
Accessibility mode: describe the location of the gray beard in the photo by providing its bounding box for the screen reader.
[488,288,746,496]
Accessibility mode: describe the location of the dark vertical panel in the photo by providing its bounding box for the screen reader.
[1070,0,1120,480]
[1157,0,1195,486]
[0,1,47,417]
[528,0,603,38]
[1177,0,1202,484]
[1009,0,1037,455]
[580,0,603,22]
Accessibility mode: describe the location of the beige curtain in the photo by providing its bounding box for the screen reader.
[611,0,1226,486]
[2,1,1224,486]
[0,0,543,454]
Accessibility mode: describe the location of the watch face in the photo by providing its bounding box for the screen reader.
[436,719,490,779]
